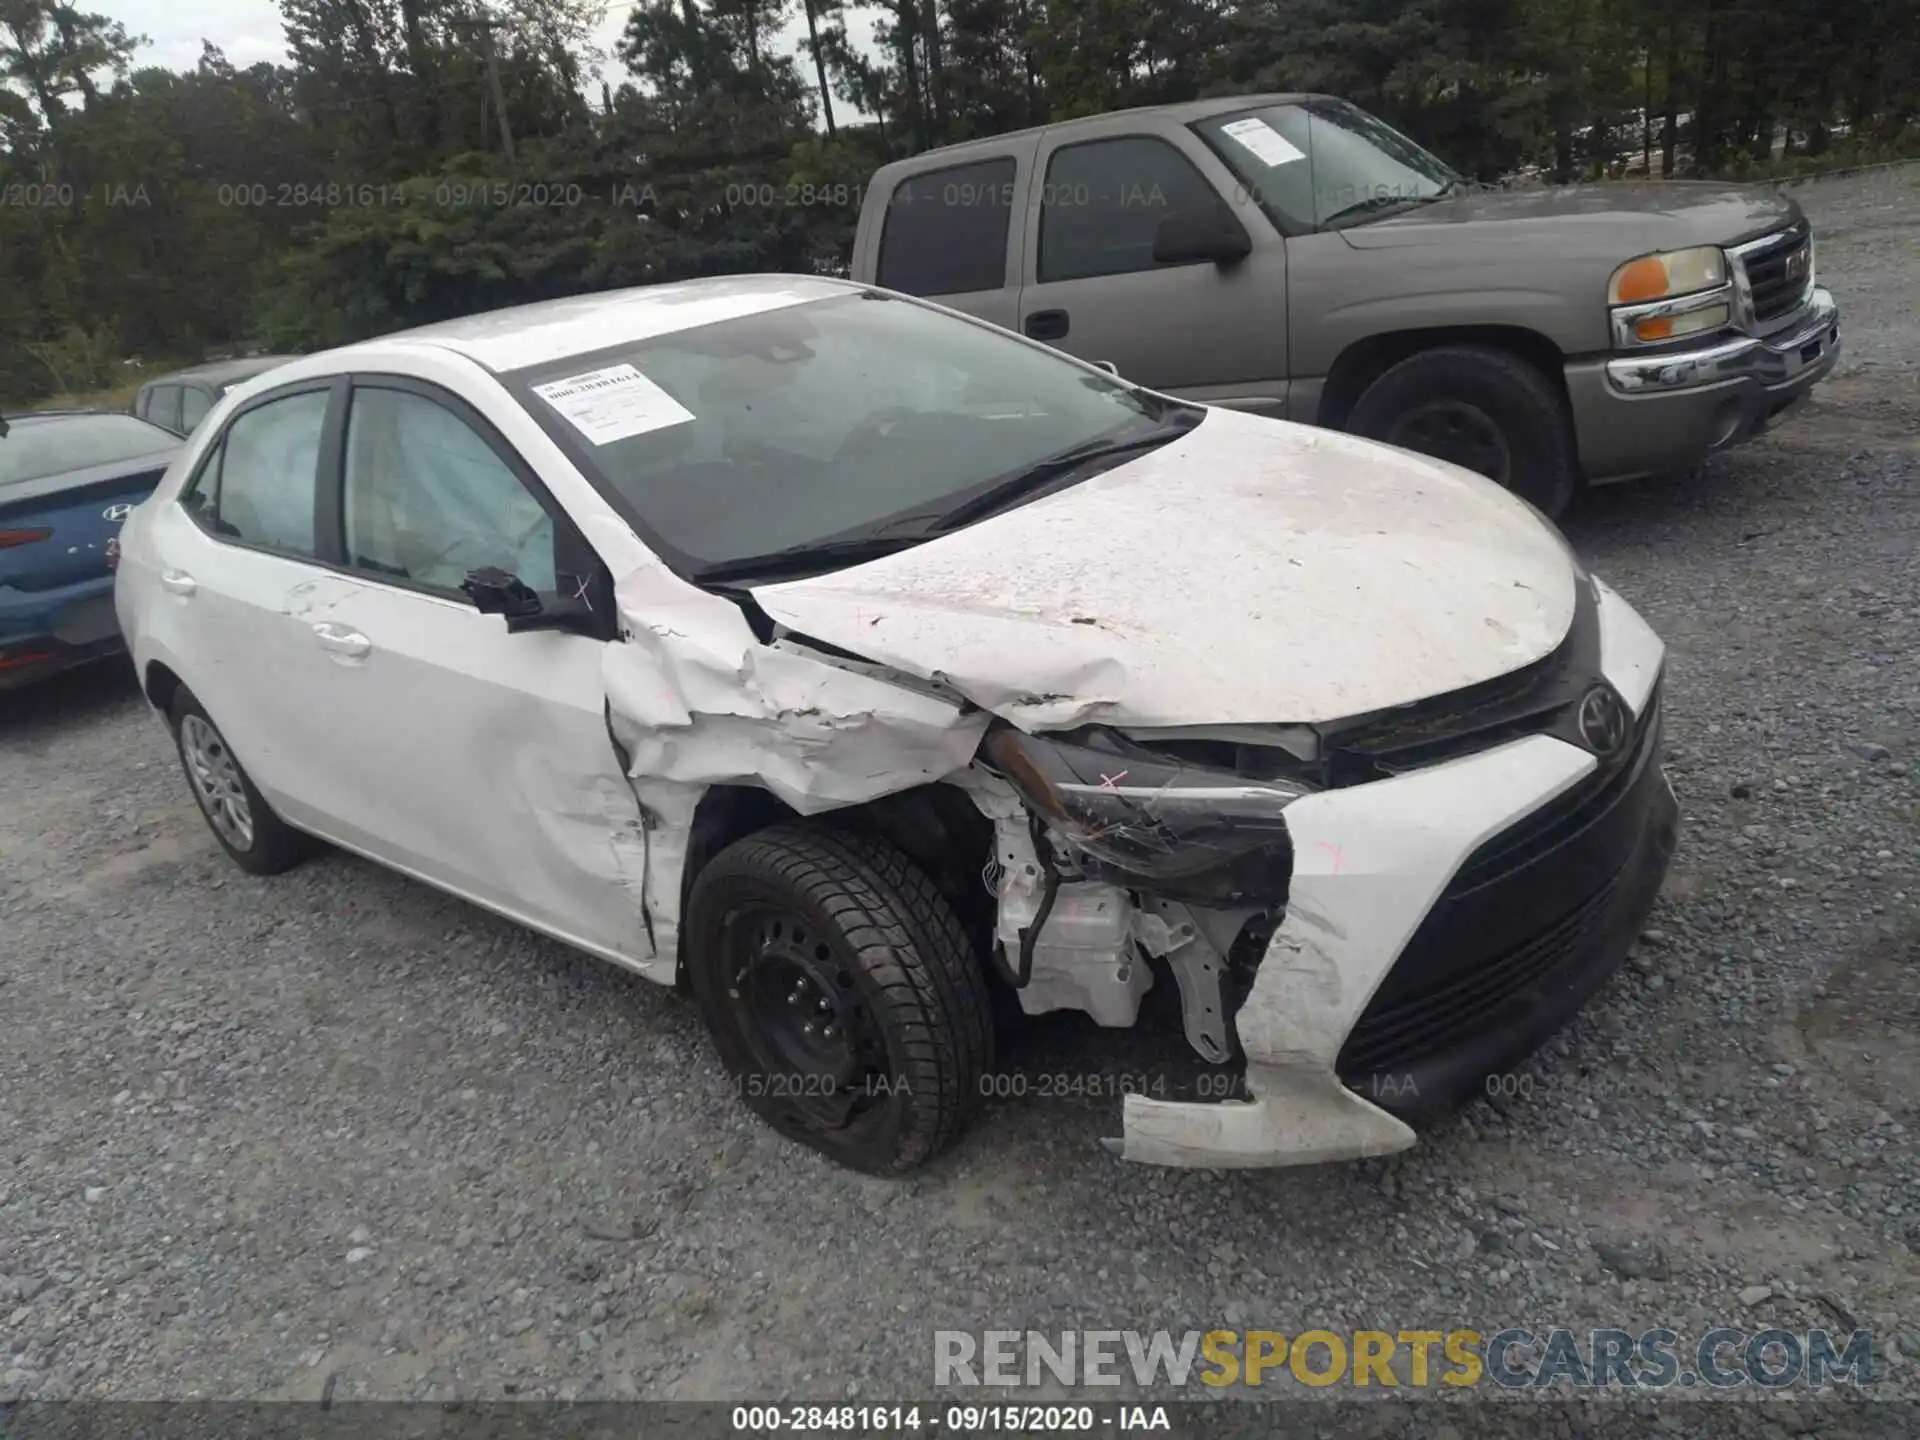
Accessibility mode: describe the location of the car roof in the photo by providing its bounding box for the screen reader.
[339,273,867,374]
[147,355,299,388]
[12,407,158,426]
[873,92,1323,170]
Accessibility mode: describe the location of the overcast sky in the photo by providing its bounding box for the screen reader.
[110,0,852,98]
[116,0,633,74]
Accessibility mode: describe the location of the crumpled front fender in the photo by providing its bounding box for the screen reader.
[1112,731,1598,1167]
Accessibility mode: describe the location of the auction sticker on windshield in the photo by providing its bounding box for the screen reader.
[533,363,696,445]
[1220,117,1305,168]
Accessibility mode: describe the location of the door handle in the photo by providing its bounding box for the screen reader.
[1023,309,1070,342]
[311,621,372,660]
[160,569,196,597]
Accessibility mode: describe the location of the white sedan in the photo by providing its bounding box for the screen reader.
[115,275,1678,1174]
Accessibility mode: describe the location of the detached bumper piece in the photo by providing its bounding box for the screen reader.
[1337,686,1677,1118]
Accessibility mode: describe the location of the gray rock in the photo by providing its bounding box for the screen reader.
[1739,1284,1775,1307]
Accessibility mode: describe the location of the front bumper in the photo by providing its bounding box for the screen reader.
[1567,288,1839,484]
[0,575,126,692]
[1111,579,1675,1168]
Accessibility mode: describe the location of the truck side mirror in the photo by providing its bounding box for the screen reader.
[1153,206,1253,267]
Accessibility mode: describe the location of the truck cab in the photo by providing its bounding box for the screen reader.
[851,94,1840,519]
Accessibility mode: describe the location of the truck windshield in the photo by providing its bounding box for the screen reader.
[504,291,1184,579]
[1196,99,1463,233]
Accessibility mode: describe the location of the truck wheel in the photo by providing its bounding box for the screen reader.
[1347,345,1577,519]
[684,824,994,1175]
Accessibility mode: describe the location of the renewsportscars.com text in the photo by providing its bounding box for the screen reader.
[934,1327,1875,1390]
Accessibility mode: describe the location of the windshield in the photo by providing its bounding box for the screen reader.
[1196,99,1461,233]
[0,413,175,488]
[505,292,1170,575]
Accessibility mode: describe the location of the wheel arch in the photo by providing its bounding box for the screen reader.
[674,780,997,986]
[143,659,185,716]
[1318,326,1570,431]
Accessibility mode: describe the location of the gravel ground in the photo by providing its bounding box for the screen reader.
[2,167,1916,1418]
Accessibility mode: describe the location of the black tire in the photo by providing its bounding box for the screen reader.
[169,688,316,876]
[685,824,994,1175]
[1346,344,1578,519]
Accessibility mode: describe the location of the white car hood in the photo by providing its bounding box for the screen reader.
[752,407,1579,731]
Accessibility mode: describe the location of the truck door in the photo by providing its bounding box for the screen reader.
[1015,119,1290,415]
[863,139,1038,332]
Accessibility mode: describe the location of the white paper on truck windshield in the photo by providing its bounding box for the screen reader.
[1220,117,1306,168]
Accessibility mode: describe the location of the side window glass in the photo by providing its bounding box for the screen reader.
[876,157,1016,297]
[202,389,328,555]
[1038,137,1224,283]
[149,385,184,433]
[343,387,556,597]
[179,387,213,433]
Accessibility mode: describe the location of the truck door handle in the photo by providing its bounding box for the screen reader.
[1023,309,1070,342]
[160,569,197,597]
[311,622,371,660]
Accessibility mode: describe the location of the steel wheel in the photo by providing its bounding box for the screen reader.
[1385,399,1514,484]
[180,713,255,851]
[719,905,892,1130]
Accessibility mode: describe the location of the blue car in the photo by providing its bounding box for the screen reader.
[0,409,181,690]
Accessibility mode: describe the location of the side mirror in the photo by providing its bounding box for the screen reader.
[462,566,596,636]
[1152,207,1253,267]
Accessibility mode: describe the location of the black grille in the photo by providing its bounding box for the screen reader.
[1339,862,1624,1076]
[1453,680,1661,893]
[1744,227,1812,326]
[1335,680,1664,1081]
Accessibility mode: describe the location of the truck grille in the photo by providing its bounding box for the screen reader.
[1741,225,1813,328]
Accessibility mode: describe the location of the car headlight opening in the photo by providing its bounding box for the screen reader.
[983,726,1311,906]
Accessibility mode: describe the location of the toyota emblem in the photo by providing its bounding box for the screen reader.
[1577,687,1632,757]
[102,503,134,522]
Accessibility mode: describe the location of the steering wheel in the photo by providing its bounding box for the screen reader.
[831,406,920,465]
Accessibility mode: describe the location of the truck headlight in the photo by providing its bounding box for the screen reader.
[1608,247,1727,305]
[983,727,1310,905]
[1608,247,1735,348]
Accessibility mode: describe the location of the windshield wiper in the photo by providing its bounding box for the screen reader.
[1321,191,1448,229]
[933,409,1204,531]
[692,532,937,585]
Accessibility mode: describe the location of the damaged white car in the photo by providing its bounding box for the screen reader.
[114,275,1678,1174]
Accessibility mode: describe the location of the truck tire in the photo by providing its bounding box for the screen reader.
[1347,345,1578,519]
[685,824,994,1175]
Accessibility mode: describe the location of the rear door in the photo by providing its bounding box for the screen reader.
[141,381,342,806]
[865,141,1037,330]
[1015,119,1291,412]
